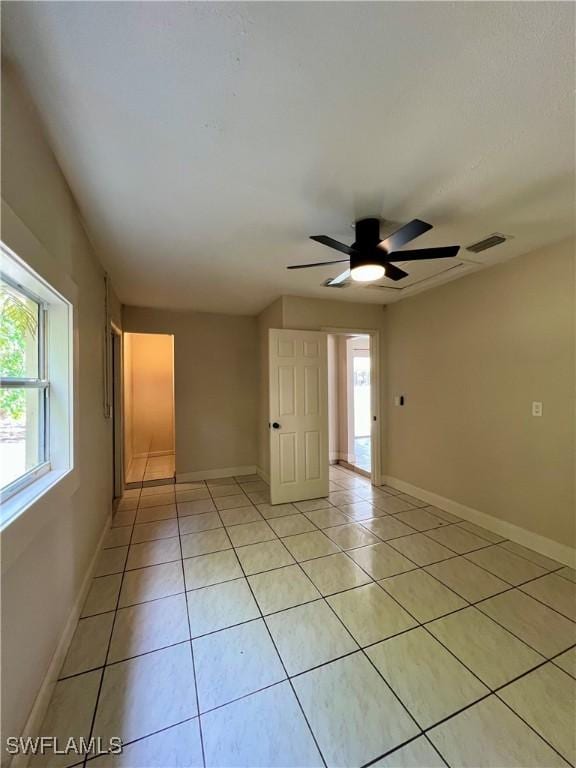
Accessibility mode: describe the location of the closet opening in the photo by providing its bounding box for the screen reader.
[123,332,175,486]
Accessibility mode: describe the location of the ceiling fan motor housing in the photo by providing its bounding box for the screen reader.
[353,218,381,247]
[351,218,386,269]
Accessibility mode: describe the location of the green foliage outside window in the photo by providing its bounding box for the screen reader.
[0,284,38,420]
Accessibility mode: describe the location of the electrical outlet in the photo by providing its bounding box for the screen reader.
[532,401,543,417]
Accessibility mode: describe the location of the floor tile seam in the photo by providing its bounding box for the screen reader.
[469,569,573,611]
[67,618,572,763]
[119,485,573,759]
[514,577,576,624]
[283,551,431,748]
[360,731,450,768]
[81,508,139,766]
[550,643,576,681]
[176,486,208,768]
[204,483,330,768]
[83,714,200,763]
[58,638,192,680]
[327,552,570,705]
[421,561,576,627]
[492,689,574,765]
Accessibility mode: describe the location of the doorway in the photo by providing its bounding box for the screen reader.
[348,338,371,474]
[123,332,175,485]
[327,331,379,481]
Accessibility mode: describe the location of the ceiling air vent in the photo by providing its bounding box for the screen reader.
[322,278,350,288]
[466,233,508,253]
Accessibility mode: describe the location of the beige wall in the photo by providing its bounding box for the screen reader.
[282,295,386,333]
[385,238,575,548]
[123,306,258,476]
[125,333,175,458]
[1,65,115,751]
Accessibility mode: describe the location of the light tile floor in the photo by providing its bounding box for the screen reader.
[38,465,575,767]
[126,454,175,484]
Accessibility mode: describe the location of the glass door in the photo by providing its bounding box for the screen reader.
[352,350,371,473]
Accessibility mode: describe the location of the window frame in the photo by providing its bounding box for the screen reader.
[1,273,51,499]
[0,235,74,528]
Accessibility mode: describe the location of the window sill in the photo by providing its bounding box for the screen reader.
[0,467,72,531]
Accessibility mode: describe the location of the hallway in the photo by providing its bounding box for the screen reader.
[38,466,575,767]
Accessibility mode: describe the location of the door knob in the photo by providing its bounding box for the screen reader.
[272,422,281,429]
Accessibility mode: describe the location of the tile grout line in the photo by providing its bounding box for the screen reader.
[76,628,576,763]
[276,506,478,765]
[201,483,330,768]
[352,562,576,767]
[100,513,576,643]
[69,552,575,685]
[348,569,575,768]
[85,715,199,764]
[175,494,207,768]
[233,475,443,757]
[77,476,574,766]
[252,479,576,765]
[81,484,141,766]
[271,507,463,767]
[287,550,431,758]
[105,492,576,632]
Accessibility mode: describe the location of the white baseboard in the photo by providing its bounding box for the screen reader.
[176,465,257,482]
[11,513,112,768]
[383,475,576,568]
[256,466,270,484]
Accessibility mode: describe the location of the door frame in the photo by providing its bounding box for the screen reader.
[322,326,382,486]
[111,322,124,498]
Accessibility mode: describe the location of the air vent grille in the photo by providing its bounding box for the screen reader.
[466,233,507,253]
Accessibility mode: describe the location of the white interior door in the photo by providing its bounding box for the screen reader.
[269,329,329,504]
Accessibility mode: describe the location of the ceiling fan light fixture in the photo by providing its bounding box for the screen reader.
[350,263,385,282]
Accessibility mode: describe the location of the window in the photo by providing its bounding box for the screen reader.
[1,240,73,521]
[0,276,49,495]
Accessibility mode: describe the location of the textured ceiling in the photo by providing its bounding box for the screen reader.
[2,2,575,315]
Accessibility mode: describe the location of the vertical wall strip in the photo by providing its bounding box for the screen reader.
[103,273,112,419]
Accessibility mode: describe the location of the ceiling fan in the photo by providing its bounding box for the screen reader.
[287,217,460,284]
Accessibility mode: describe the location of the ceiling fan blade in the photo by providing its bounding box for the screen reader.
[310,235,354,256]
[387,245,460,262]
[383,263,409,281]
[287,259,349,270]
[326,269,351,286]
[380,219,433,252]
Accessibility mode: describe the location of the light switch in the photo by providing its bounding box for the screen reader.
[532,401,543,417]
[394,395,405,407]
